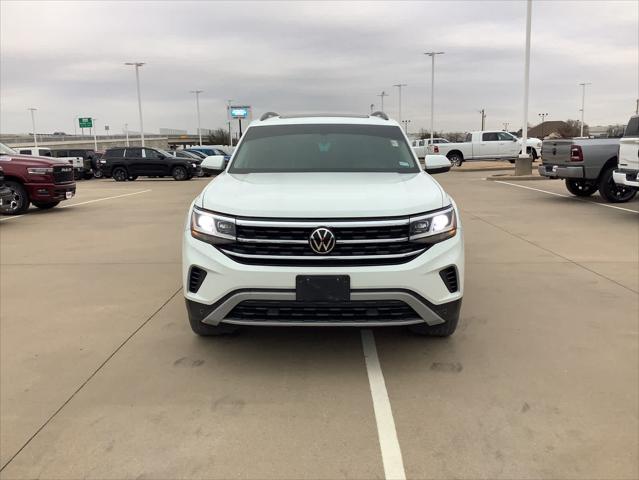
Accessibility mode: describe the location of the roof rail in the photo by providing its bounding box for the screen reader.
[260,112,280,121]
[370,111,389,120]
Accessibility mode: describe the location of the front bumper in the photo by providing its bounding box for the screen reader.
[613,169,639,189]
[538,164,584,179]
[25,183,76,202]
[183,222,464,328]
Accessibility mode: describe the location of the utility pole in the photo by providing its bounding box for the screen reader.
[516,0,533,176]
[393,83,407,124]
[579,82,591,137]
[125,62,146,146]
[479,109,486,130]
[424,51,444,144]
[503,122,510,131]
[73,116,77,136]
[125,123,130,146]
[538,113,549,138]
[190,90,203,146]
[28,108,38,148]
[227,99,233,147]
[92,118,98,151]
[377,91,388,112]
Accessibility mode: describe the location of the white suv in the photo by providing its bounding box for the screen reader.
[182,112,464,337]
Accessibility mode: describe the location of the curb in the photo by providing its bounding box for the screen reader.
[486,174,547,181]
[452,166,515,172]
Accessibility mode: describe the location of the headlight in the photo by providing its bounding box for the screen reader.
[27,167,53,175]
[409,206,457,244]
[191,207,236,244]
[99,159,107,164]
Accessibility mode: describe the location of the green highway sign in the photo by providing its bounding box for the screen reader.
[78,117,93,128]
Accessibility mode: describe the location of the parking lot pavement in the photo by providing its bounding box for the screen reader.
[1,173,637,479]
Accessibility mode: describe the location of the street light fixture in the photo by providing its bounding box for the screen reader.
[190,90,204,146]
[393,84,407,124]
[424,51,444,144]
[579,82,591,137]
[125,62,146,147]
[28,108,38,148]
[377,91,388,112]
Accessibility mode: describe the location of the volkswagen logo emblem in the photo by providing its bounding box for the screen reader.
[309,227,336,254]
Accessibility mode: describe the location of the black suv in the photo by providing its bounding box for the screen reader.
[101,147,200,181]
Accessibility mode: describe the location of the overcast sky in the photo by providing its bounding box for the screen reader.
[1,0,637,136]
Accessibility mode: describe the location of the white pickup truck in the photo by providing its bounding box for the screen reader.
[15,147,84,178]
[428,131,542,166]
[613,114,639,191]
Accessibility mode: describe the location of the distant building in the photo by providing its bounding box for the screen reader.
[525,121,568,138]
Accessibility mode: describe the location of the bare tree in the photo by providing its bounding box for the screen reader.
[558,120,588,138]
[208,128,230,145]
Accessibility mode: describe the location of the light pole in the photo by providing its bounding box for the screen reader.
[227,99,233,147]
[424,51,444,143]
[393,83,407,124]
[377,91,388,112]
[401,119,411,134]
[125,62,146,147]
[579,82,591,137]
[503,122,510,131]
[516,0,533,176]
[125,123,130,146]
[28,108,38,148]
[479,109,486,130]
[92,118,98,151]
[538,113,548,138]
[191,90,203,146]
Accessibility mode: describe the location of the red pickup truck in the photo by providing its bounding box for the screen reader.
[0,143,76,215]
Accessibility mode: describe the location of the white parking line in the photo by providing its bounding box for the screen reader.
[0,189,151,222]
[494,181,638,213]
[361,330,406,480]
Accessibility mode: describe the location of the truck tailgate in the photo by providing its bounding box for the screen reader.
[541,140,572,165]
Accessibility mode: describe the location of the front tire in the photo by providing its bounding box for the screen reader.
[188,317,239,336]
[172,166,188,181]
[408,316,459,337]
[93,169,103,179]
[112,167,128,182]
[598,168,637,203]
[1,181,30,215]
[447,152,463,167]
[565,179,598,197]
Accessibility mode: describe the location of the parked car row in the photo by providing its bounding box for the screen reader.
[538,114,638,203]
[0,143,76,215]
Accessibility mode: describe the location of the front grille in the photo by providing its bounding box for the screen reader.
[227,299,419,323]
[218,217,426,266]
[188,266,207,293]
[53,166,74,184]
[439,266,459,293]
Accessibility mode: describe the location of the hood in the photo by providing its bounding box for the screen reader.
[0,154,69,167]
[200,172,447,218]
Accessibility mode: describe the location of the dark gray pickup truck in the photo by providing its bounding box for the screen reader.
[539,138,636,203]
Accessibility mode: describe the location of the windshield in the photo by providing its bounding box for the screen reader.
[0,143,17,155]
[229,124,419,173]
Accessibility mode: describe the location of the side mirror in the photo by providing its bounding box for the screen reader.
[201,155,226,174]
[424,154,451,174]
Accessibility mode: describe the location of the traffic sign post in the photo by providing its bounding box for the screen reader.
[79,117,93,129]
